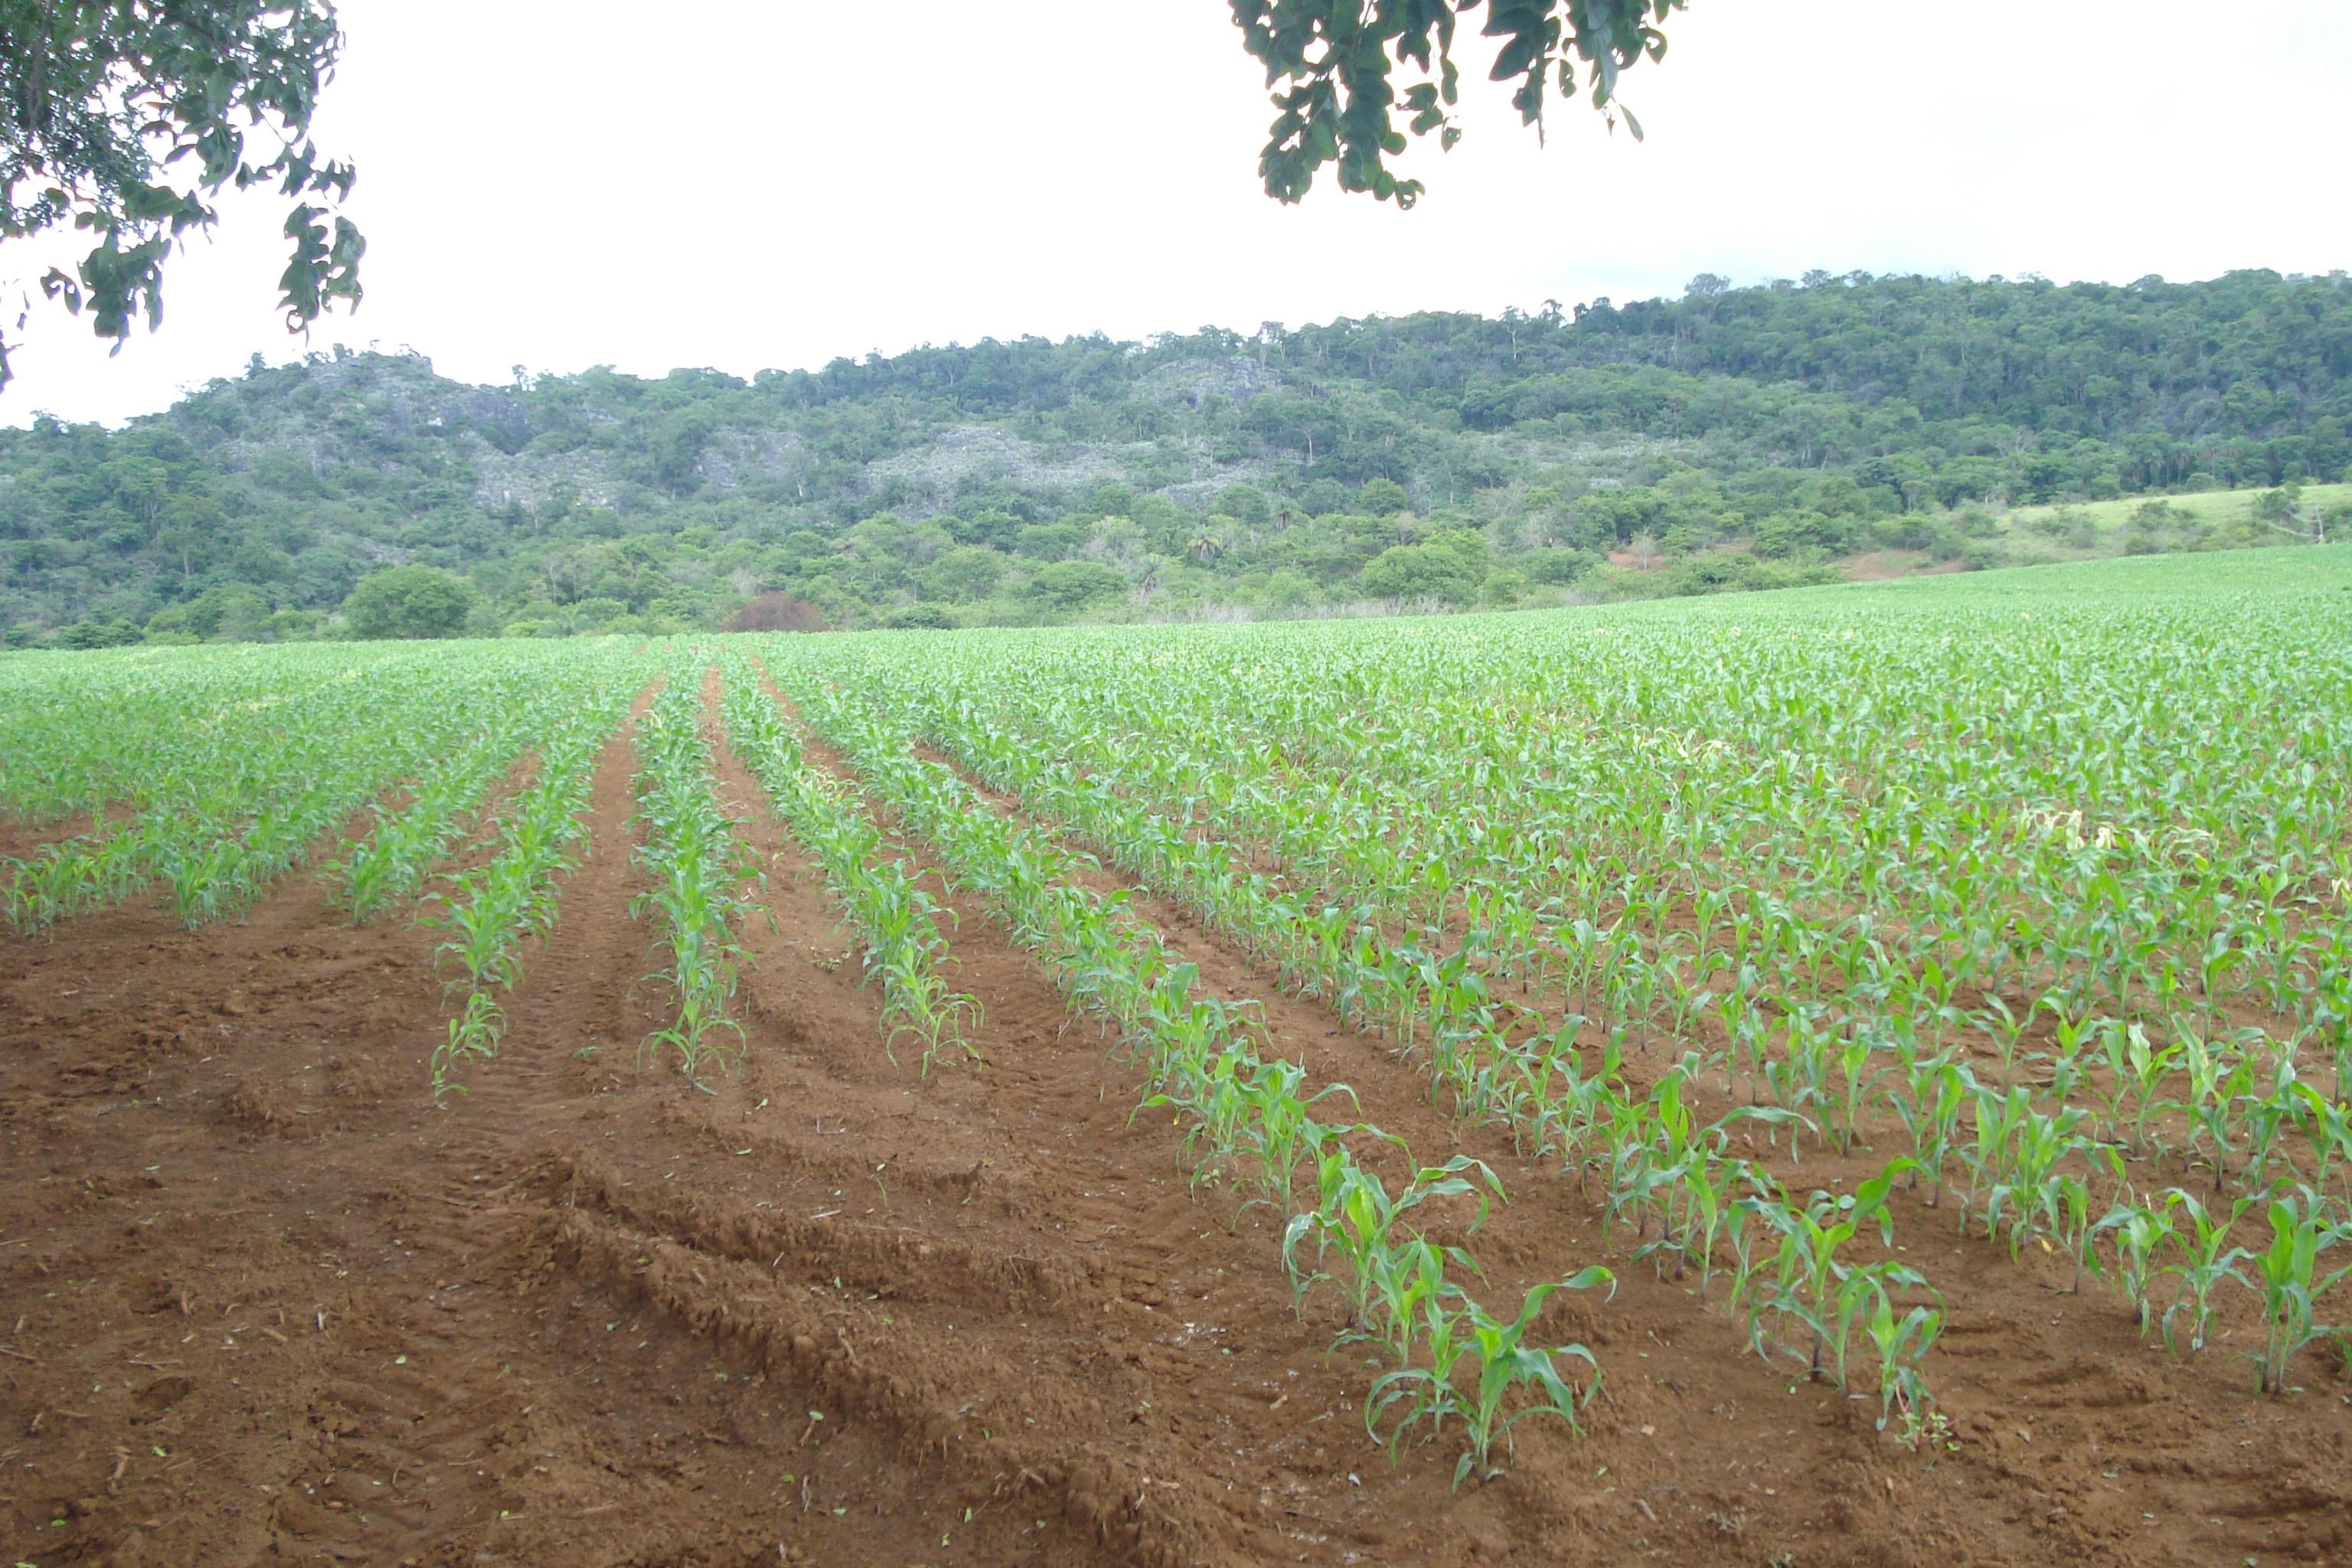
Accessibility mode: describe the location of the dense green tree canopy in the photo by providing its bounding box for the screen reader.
[1,270,2344,644]
[1358,540,1481,604]
[1022,559,1129,612]
[0,0,361,385]
[147,578,268,639]
[342,563,475,639]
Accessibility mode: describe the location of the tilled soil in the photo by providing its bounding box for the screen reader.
[0,688,2347,1568]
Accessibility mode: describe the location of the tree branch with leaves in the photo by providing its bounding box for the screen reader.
[0,0,362,387]
[1231,0,1685,207]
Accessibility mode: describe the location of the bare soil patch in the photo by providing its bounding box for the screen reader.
[1841,550,1970,582]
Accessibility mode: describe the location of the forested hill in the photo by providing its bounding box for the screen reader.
[5,266,2347,642]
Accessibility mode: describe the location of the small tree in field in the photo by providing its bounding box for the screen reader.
[342,565,477,639]
[1359,542,1481,606]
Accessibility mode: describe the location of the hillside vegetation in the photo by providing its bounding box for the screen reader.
[5,266,2349,644]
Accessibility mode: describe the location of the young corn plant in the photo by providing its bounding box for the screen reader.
[430,991,505,1103]
[2240,1189,2352,1395]
[1830,1027,1892,1155]
[2161,1188,2258,1355]
[1602,1067,1707,1257]
[2093,1191,2182,1336]
[1889,1054,1971,1207]
[2233,1052,2305,1195]
[1758,1006,1835,1151]
[1451,1271,1615,1486]
[1227,1061,1367,1220]
[2294,1083,2352,1202]
[2176,1029,2254,1193]
[1826,1262,1935,1396]
[1867,1291,1945,1439]
[1282,1151,1501,1338]
[1668,1149,1776,1301]
[1966,1087,2092,1254]
[2034,1169,2103,1292]
[1365,1268,1615,1488]
[1364,1272,1476,1462]
[1743,1158,1922,1385]
[1521,1032,1627,1191]
[1140,1042,1259,1193]
[2117,1024,2185,1162]
[2090,1017,2141,1145]
[1362,1233,1484,1365]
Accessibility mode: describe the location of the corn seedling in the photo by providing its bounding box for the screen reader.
[1890,1054,1970,1207]
[2161,1188,2258,1354]
[1283,1152,1501,1337]
[1743,1158,1921,1384]
[1867,1292,1945,1437]
[1366,1268,1614,1488]
[2239,1188,2352,1394]
[2093,1191,2182,1335]
[2034,1169,2103,1292]
[430,991,505,1103]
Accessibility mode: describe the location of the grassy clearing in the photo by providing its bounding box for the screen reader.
[1991,482,2352,563]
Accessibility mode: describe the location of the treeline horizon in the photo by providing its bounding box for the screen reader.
[4,266,2347,645]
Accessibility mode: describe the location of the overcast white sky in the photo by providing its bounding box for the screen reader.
[3,0,2347,426]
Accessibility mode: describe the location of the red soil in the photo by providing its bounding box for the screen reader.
[0,679,2344,1568]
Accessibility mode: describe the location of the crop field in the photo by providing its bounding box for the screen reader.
[1,545,2349,1568]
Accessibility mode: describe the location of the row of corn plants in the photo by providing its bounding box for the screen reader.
[714,649,977,1071]
[421,667,649,1099]
[789,586,2352,1404]
[0,642,421,828]
[833,608,2350,1119]
[770,655,1617,1485]
[1014,696,2344,1399]
[3,655,532,933]
[810,648,1956,1427]
[628,664,766,1087]
[327,688,585,925]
